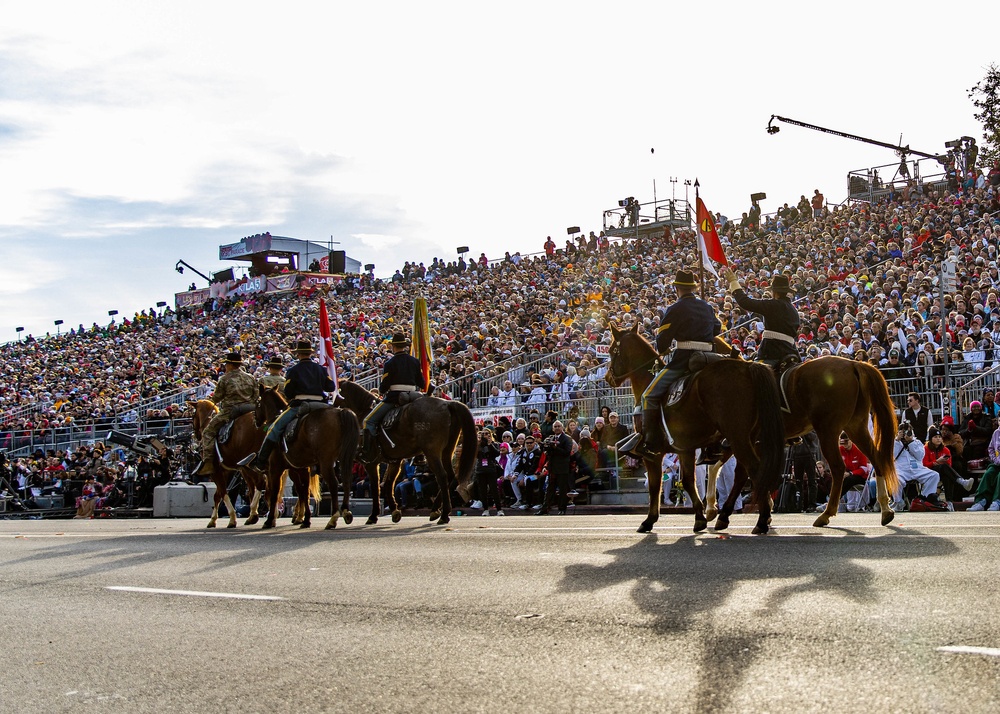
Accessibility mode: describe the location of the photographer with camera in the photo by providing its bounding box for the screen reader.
[893,421,946,511]
[473,428,503,515]
[537,420,573,516]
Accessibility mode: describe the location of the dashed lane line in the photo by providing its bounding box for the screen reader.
[106,586,285,601]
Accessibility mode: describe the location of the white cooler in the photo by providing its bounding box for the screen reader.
[153,482,217,518]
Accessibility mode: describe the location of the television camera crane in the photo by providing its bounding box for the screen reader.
[765,114,970,182]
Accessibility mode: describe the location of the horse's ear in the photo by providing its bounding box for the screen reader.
[610,321,620,339]
[185,400,197,409]
[630,322,640,334]
[258,384,265,395]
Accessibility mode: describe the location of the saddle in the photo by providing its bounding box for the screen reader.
[381,391,425,432]
[663,352,724,407]
[218,403,256,444]
[284,402,331,445]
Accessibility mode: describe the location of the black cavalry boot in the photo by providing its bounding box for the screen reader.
[640,408,667,455]
[240,440,275,471]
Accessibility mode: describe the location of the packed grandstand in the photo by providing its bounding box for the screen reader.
[3,161,1000,510]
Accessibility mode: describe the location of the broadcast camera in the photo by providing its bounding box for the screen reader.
[105,430,165,457]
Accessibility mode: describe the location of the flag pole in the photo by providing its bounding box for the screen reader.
[694,178,704,294]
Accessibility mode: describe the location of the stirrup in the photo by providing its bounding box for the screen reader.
[618,432,642,454]
[236,453,256,467]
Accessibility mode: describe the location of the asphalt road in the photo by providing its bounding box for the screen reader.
[1,512,999,714]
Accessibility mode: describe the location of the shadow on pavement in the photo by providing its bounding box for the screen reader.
[556,530,959,714]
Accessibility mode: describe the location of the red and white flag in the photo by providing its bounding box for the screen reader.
[317,298,339,399]
[696,197,728,277]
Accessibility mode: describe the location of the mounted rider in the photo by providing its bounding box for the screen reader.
[359,332,427,462]
[193,352,258,477]
[242,340,337,471]
[620,269,721,458]
[723,268,801,367]
[258,355,286,393]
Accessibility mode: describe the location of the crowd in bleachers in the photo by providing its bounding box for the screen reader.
[4,162,1000,507]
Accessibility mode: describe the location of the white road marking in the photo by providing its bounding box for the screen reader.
[106,586,284,601]
[936,645,1000,657]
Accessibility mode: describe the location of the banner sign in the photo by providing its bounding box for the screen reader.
[174,288,210,308]
[219,234,272,260]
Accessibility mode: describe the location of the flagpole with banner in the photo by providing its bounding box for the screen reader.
[317,298,339,401]
[411,296,433,393]
[694,178,704,294]
[695,185,729,295]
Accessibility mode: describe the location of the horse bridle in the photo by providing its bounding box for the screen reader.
[607,348,660,387]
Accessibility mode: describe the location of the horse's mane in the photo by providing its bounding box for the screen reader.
[262,386,288,408]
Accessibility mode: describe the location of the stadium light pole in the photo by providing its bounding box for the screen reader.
[54,319,63,335]
[15,326,24,342]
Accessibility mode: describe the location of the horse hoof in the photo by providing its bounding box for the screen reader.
[812,515,830,528]
[342,510,353,525]
[299,521,311,529]
[365,516,378,525]
[227,522,236,529]
[262,522,275,530]
[429,510,441,521]
[752,524,769,535]
[437,515,450,525]
[693,518,708,533]
[206,522,216,529]
[881,510,895,527]
[391,510,402,523]
[324,522,336,530]
[714,517,730,531]
[637,520,653,533]
[244,516,259,526]
[706,507,718,522]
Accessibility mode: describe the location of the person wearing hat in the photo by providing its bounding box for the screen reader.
[359,332,427,462]
[722,268,800,366]
[242,340,337,471]
[194,352,258,476]
[620,269,721,458]
[258,355,286,394]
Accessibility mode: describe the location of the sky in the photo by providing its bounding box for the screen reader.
[1,1,996,340]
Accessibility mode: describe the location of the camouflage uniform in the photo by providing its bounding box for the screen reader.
[200,367,258,461]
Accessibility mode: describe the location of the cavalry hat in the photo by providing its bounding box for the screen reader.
[390,332,410,348]
[293,339,314,355]
[222,352,243,364]
[265,355,284,369]
[672,269,697,287]
[768,274,791,292]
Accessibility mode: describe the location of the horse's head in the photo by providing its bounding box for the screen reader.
[255,386,286,428]
[190,399,218,441]
[605,320,657,387]
[336,380,377,419]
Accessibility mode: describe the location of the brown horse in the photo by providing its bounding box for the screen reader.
[189,399,268,528]
[190,399,318,528]
[334,380,476,525]
[605,322,786,534]
[706,354,900,530]
[255,386,359,530]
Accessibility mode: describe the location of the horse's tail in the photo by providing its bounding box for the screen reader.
[309,472,321,502]
[748,362,785,492]
[337,408,359,476]
[857,362,900,496]
[448,401,478,497]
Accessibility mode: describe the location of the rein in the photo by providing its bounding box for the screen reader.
[609,352,660,386]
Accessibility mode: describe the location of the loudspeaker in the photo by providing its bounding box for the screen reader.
[213,268,235,283]
[750,192,767,203]
[330,250,346,274]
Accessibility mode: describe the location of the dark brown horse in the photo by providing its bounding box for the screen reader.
[605,322,786,534]
[334,380,476,525]
[706,354,900,529]
[255,386,359,529]
[190,399,318,528]
[189,399,268,528]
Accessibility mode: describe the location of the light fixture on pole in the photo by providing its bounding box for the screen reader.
[108,310,118,318]
[15,326,24,341]
[54,319,64,335]
[457,246,469,255]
